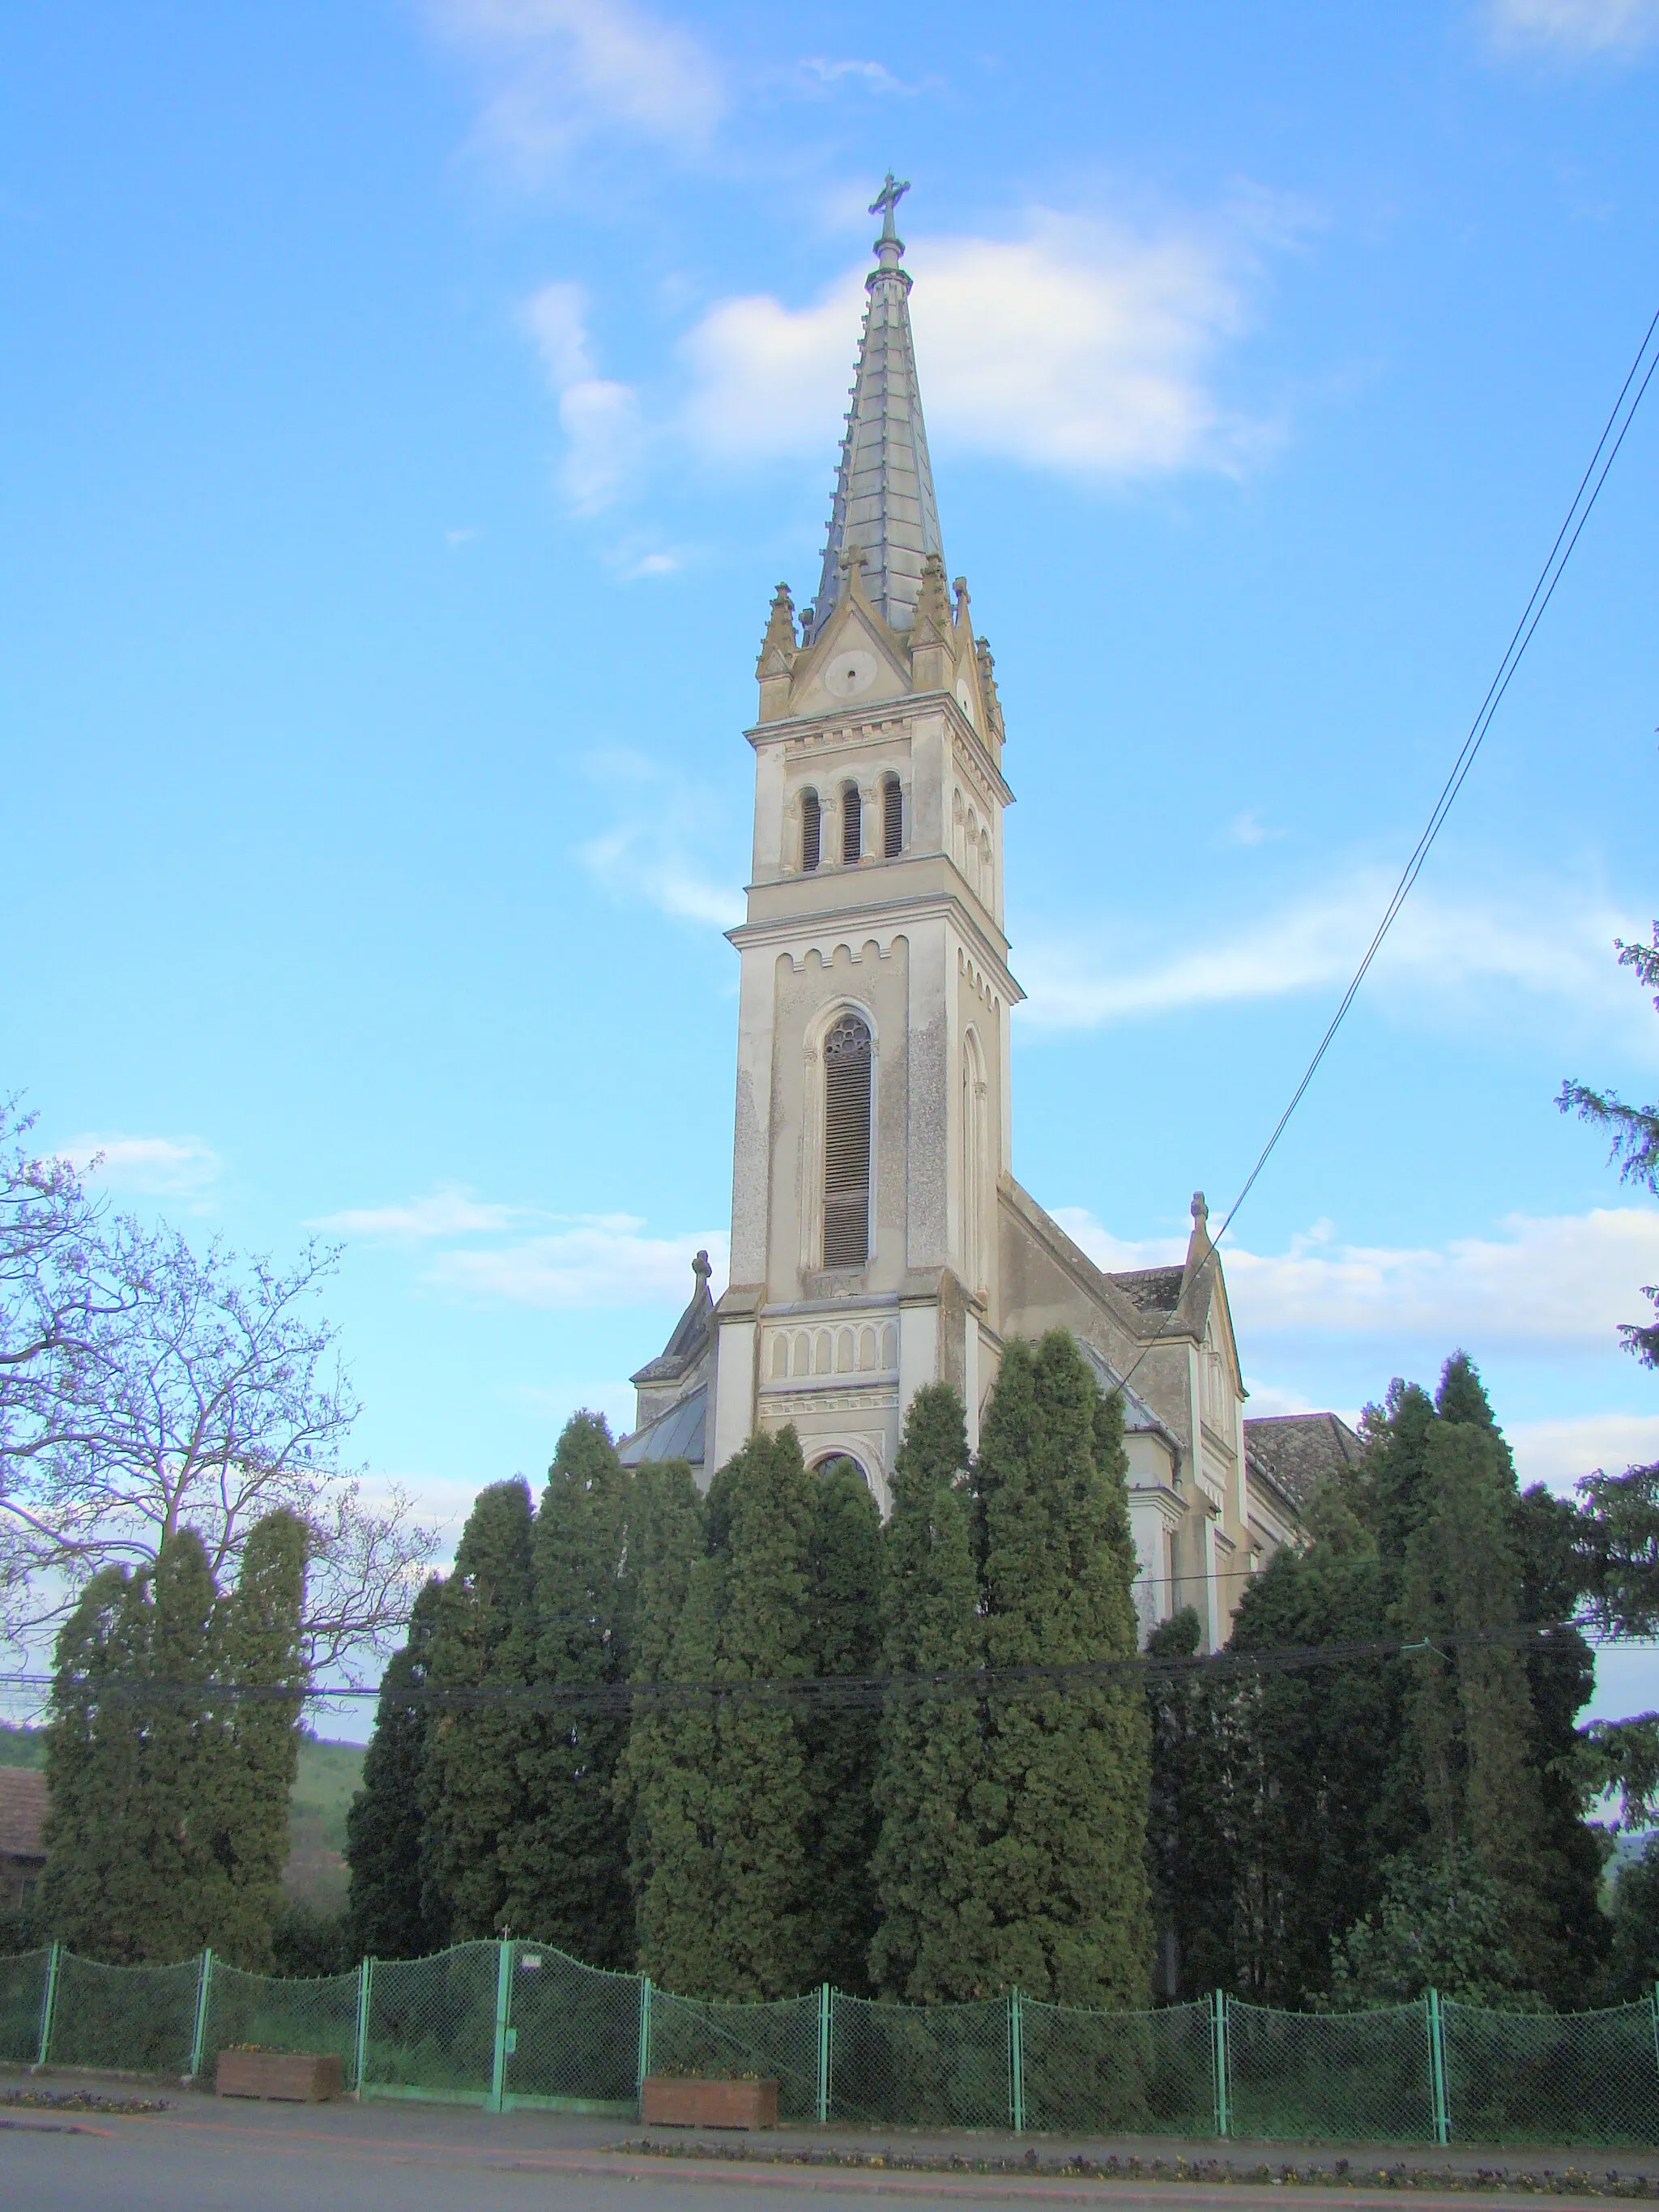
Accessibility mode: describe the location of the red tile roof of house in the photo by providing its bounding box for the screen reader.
[0,1767,47,1860]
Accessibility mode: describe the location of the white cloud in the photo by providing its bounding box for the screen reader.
[59,1133,221,1199]
[431,0,726,177]
[522,283,646,513]
[309,1187,530,1241]
[680,202,1294,480]
[559,378,644,511]
[796,58,920,96]
[1510,1412,1659,1491]
[431,1219,728,1308]
[1017,865,1650,1038]
[1225,809,1283,848]
[575,750,745,928]
[1487,0,1659,55]
[523,279,594,386]
[1056,1201,1659,1357]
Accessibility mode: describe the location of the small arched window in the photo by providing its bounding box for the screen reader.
[801,789,821,872]
[842,781,862,864]
[882,774,902,859]
[822,1012,872,1268]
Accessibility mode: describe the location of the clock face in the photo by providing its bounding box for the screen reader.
[825,649,877,698]
[956,674,977,725]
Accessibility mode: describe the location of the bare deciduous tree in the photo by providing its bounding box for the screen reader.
[1,1098,436,1673]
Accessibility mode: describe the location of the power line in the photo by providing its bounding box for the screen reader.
[0,1618,1615,1718]
[1102,298,1659,1413]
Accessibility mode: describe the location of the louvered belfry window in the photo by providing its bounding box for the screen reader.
[801,789,821,872]
[822,1014,872,1268]
[842,782,862,864]
[882,774,902,858]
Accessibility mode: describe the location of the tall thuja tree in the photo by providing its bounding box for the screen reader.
[348,1575,446,1958]
[972,1332,1152,2006]
[1225,1488,1405,2005]
[1144,1606,1238,2002]
[1394,1357,1561,1992]
[868,1383,992,2001]
[39,1518,304,1965]
[211,1508,308,1969]
[1509,1480,1608,2001]
[39,1563,155,1958]
[503,1413,634,1965]
[616,1455,705,1936]
[633,1427,817,1997]
[421,1478,536,1941]
[800,1459,882,1992]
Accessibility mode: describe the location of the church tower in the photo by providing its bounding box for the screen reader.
[622,177,1358,1648]
[707,178,1018,1507]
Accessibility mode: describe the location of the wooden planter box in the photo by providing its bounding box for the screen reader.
[640,2074,778,2129]
[216,2050,343,2103]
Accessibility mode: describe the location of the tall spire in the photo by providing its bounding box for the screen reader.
[809,175,943,638]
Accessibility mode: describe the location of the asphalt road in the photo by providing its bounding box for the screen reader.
[0,2103,1640,2212]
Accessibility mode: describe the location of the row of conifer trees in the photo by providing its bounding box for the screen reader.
[348,1343,1653,2011]
[347,1330,1154,2006]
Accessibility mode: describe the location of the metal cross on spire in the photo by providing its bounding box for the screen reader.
[869,172,910,241]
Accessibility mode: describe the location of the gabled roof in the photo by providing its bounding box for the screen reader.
[1108,1266,1187,1317]
[0,1767,46,1860]
[618,1381,706,1469]
[1244,1411,1364,1508]
[807,184,942,640]
[629,1251,714,1388]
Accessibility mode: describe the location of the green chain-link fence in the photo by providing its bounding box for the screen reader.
[1229,2000,1437,2143]
[6,1937,1659,2147]
[501,1941,640,2112]
[0,1947,49,2066]
[360,1941,500,2104]
[647,1987,821,2122]
[1021,1995,1215,2135]
[830,1993,1013,2128]
[49,1951,202,2076]
[1444,1999,1659,2147]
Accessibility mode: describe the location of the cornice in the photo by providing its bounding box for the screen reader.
[746,688,1013,808]
[727,886,1025,1004]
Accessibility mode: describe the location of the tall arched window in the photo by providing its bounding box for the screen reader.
[801,789,821,872]
[822,1012,872,1268]
[882,773,902,858]
[842,781,862,864]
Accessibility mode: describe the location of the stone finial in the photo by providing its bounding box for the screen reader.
[952,577,971,631]
[693,1249,712,1285]
[913,551,951,644]
[756,582,798,677]
[975,636,1004,746]
[839,541,869,597]
[1192,1191,1208,1225]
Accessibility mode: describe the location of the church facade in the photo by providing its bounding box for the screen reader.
[620,183,1356,1649]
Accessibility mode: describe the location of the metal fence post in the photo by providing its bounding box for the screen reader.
[1211,1990,1230,2138]
[637,1975,653,2103]
[1427,1988,1450,2146]
[817,1984,832,2125]
[354,1957,373,2099]
[1651,1983,1659,2095]
[488,1938,513,2114]
[189,1949,215,2082]
[35,1941,62,2071]
[1009,1988,1026,2134]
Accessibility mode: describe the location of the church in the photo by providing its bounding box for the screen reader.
[620,181,1359,1649]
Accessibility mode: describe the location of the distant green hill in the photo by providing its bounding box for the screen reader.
[1,1719,362,1910]
[0,1722,45,1768]
[285,1734,365,1912]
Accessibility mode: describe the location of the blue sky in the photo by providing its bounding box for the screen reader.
[4,0,1657,1725]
